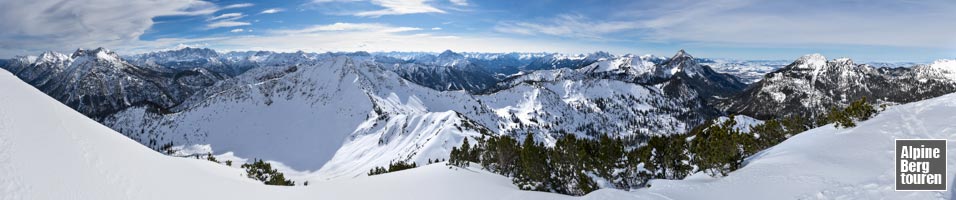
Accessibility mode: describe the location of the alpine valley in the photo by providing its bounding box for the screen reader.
[3,47,956,198]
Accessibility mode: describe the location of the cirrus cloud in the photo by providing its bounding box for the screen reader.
[272,23,422,34]
[0,0,219,57]
[223,3,254,9]
[494,14,638,40]
[260,8,284,14]
[208,13,245,21]
[494,0,956,49]
[309,0,445,17]
[207,21,251,29]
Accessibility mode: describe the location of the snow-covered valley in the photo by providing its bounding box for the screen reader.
[6,48,737,180]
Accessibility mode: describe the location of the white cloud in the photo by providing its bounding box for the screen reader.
[206,12,249,30]
[311,0,363,3]
[449,0,467,6]
[274,23,422,34]
[431,27,441,30]
[230,29,246,33]
[357,0,444,17]
[494,14,638,39]
[148,29,614,55]
[112,20,621,57]
[208,13,244,21]
[0,0,218,57]
[6,0,954,59]
[629,0,956,48]
[207,21,251,29]
[223,3,254,9]
[260,8,284,14]
[494,0,956,49]
[311,0,445,17]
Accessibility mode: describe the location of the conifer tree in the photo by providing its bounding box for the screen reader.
[690,116,750,176]
[460,137,471,160]
[595,134,624,178]
[448,147,462,166]
[516,134,550,191]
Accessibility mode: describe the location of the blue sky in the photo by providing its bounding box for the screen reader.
[1,0,955,61]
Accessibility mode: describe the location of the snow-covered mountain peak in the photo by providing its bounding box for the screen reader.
[673,49,691,59]
[913,59,956,80]
[434,49,467,66]
[438,49,459,57]
[347,51,372,57]
[584,51,613,61]
[662,49,702,76]
[792,53,828,69]
[638,54,659,60]
[11,55,38,65]
[36,51,71,64]
[71,47,122,63]
[929,59,956,71]
[152,47,220,59]
[126,47,223,68]
[832,57,855,65]
[179,47,218,54]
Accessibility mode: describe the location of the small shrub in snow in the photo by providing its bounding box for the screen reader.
[205,153,219,164]
[241,159,294,186]
[821,97,878,128]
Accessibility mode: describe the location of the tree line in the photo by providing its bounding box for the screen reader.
[447,97,877,196]
[368,161,418,176]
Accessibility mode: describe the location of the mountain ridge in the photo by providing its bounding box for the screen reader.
[720,54,956,119]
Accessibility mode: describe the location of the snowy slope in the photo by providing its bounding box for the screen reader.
[621,92,956,199]
[0,68,279,199]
